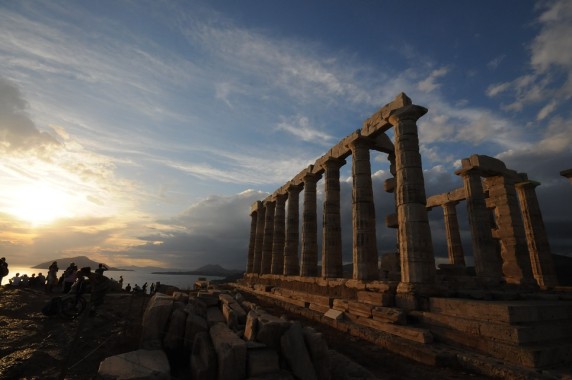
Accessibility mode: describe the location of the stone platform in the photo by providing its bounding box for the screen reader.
[233,277,572,379]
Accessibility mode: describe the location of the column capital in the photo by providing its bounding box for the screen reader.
[388,104,428,125]
[322,156,346,168]
[286,182,304,193]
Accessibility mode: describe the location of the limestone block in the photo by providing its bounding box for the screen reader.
[210,322,247,380]
[98,349,170,380]
[172,291,189,303]
[206,306,226,327]
[357,291,393,306]
[254,284,273,292]
[229,300,247,324]
[191,332,217,380]
[303,327,331,380]
[184,313,208,351]
[332,299,349,312]
[281,322,318,380]
[255,312,291,349]
[222,303,239,331]
[309,303,330,313]
[244,310,258,341]
[372,307,406,325]
[345,280,367,290]
[163,308,188,352]
[219,293,236,305]
[349,315,433,344]
[140,293,174,350]
[246,346,280,377]
[197,291,220,307]
[348,301,373,318]
[324,309,344,320]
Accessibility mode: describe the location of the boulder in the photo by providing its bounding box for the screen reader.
[190,332,217,380]
[163,308,188,352]
[281,322,317,380]
[140,293,174,349]
[210,322,247,380]
[303,327,330,380]
[246,346,280,377]
[98,349,170,380]
[185,313,208,351]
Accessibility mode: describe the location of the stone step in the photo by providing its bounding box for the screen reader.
[429,297,572,323]
[429,324,572,368]
[412,310,572,345]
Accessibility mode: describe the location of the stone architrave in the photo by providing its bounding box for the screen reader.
[271,193,288,275]
[260,200,276,274]
[457,168,503,284]
[515,180,558,288]
[442,201,465,266]
[284,183,303,276]
[389,105,435,293]
[301,168,321,277]
[322,157,345,278]
[485,175,535,286]
[246,208,258,273]
[252,201,266,274]
[348,134,378,281]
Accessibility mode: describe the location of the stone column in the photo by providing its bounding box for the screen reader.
[322,157,345,278]
[260,200,275,274]
[271,193,288,275]
[252,202,266,274]
[284,183,303,275]
[349,135,378,281]
[246,208,258,273]
[389,106,435,294]
[485,175,535,286]
[515,180,558,288]
[442,201,465,266]
[458,168,503,284]
[301,169,321,277]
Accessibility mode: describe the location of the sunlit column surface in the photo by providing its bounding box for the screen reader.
[515,180,558,288]
[389,106,435,291]
[271,193,288,275]
[322,157,345,278]
[284,183,303,275]
[457,168,503,284]
[442,201,465,266]
[349,135,378,281]
[300,169,321,277]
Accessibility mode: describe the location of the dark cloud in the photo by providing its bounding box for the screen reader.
[0,77,59,153]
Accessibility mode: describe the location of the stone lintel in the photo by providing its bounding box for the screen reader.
[426,187,466,209]
[362,92,413,135]
[459,155,520,179]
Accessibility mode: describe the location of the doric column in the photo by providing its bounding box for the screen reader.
[515,180,558,288]
[284,183,303,275]
[252,201,266,274]
[458,168,503,283]
[485,175,535,286]
[271,193,288,275]
[246,206,258,273]
[260,200,275,274]
[301,169,321,277]
[322,157,345,278]
[389,106,435,292]
[349,135,378,281]
[442,201,465,266]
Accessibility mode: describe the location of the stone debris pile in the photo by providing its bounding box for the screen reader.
[98,288,378,380]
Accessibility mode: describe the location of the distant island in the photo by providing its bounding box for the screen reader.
[32,256,130,271]
[152,264,244,277]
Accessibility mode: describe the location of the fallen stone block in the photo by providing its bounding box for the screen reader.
[163,308,188,352]
[140,293,174,350]
[324,309,344,320]
[281,322,317,380]
[247,346,280,377]
[173,291,189,303]
[185,313,208,351]
[191,332,217,380]
[206,306,226,327]
[244,310,259,341]
[303,326,330,380]
[210,322,247,380]
[98,349,170,380]
[255,312,291,350]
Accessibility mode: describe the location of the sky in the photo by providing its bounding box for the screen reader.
[1,0,571,270]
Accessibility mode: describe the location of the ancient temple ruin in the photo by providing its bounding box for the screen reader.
[237,93,572,378]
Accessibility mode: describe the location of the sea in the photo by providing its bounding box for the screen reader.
[5,266,224,291]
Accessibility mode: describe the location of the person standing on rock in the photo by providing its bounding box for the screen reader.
[46,261,59,293]
[0,257,8,286]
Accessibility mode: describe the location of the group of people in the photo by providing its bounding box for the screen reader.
[123,281,159,295]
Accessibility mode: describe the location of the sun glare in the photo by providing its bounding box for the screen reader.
[7,183,75,226]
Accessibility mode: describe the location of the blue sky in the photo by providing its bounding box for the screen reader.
[1,0,571,269]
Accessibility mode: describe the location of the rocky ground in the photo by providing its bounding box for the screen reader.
[0,284,490,380]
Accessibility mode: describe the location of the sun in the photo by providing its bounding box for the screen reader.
[7,182,74,226]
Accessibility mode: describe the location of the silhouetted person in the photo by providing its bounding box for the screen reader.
[149,282,155,294]
[118,275,123,289]
[95,263,108,276]
[46,261,58,293]
[0,257,8,286]
[125,283,131,292]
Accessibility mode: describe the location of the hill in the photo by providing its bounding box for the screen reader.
[32,256,124,271]
[152,264,243,277]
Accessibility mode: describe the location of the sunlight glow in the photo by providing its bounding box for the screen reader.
[6,183,76,226]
